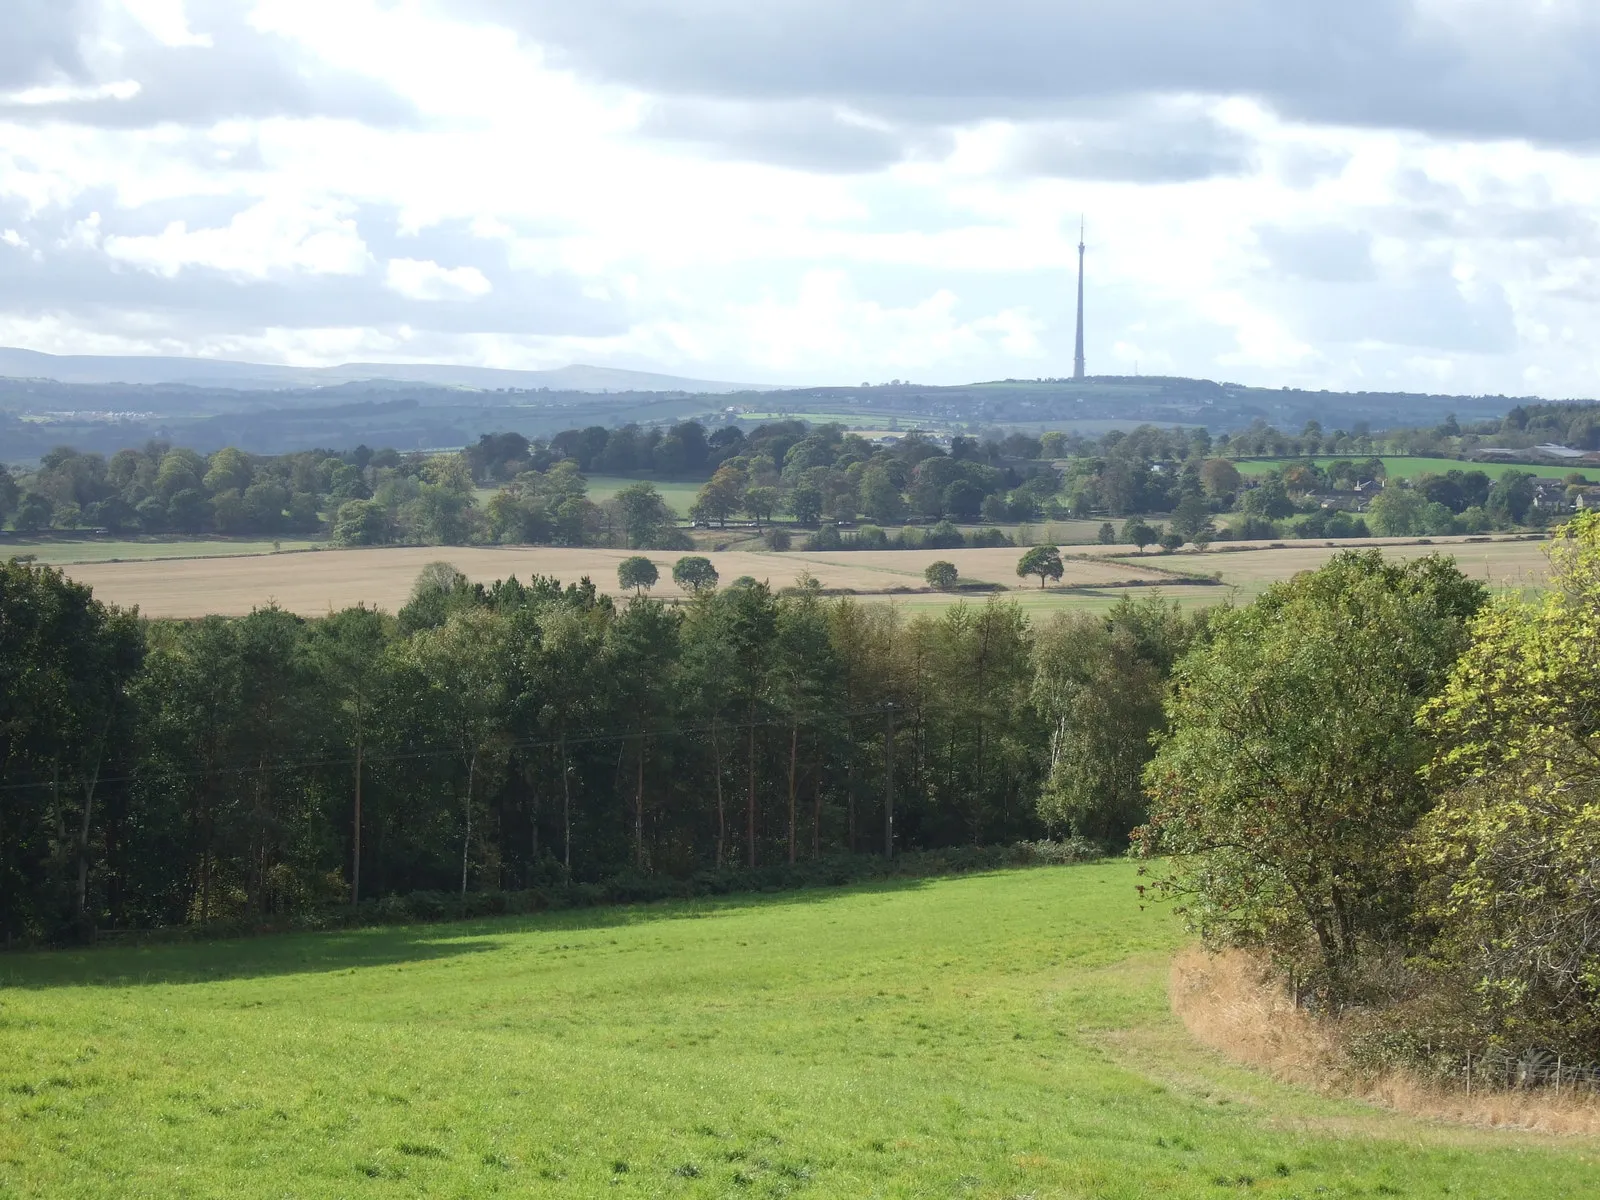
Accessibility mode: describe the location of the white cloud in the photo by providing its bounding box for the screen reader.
[1,1,1600,394]
[384,257,492,301]
[102,200,372,278]
[120,0,213,49]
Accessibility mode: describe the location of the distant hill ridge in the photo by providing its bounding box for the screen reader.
[0,347,778,395]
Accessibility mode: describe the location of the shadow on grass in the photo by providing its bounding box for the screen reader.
[0,870,992,990]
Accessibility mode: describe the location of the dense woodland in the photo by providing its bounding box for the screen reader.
[0,560,1199,944]
[2,403,1592,548]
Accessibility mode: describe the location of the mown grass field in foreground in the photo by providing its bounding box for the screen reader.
[4,864,1596,1198]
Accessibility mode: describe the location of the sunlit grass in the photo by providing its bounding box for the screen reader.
[1,862,1592,1197]
[1236,455,1586,482]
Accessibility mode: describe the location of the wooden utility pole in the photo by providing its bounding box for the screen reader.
[883,702,895,859]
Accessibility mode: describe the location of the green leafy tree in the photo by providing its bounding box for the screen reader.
[332,500,392,546]
[743,485,779,527]
[1367,488,1427,537]
[1016,545,1064,588]
[691,466,745,528]
[1170,494,1216,546]
[1121,518,1157,554]
[859,465,907,525]
[1200,458,1242,502]
[1411,513,1600,1047]
[1096,522,1117,545]
[1139,551,1486,996]
[310,606,392,904]
[672,556,719,594]
[406,608,511,895]
[787,483,823,526]
[924,561,959,591]
[1487,470,1537,525]
[1034,596,1203,845]
[1240,475,1295,520]
[612,482,685,549]
[12,491,52,533]
[0,464,20,525]
[618,556,659,594]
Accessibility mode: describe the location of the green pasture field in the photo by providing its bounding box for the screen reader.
[1235,455,1589,482]
[583,475,703,518]
[2,537,323,567]
[3,863,1591,1198]
[735,411,912,429]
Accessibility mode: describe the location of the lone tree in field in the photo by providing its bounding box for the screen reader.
[1121,518,1157,555]
[1097,522,1117,545]
[924,560,959,591]
[672,555,719,594]
[617,556,659,594]
[1017,545,1064,589]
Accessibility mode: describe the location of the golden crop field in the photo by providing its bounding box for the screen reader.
[54,536,1553,619]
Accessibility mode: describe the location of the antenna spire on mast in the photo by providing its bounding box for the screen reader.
[1073,216,1087,381]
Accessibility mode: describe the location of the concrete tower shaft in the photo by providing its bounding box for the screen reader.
[1073,219,1086,381]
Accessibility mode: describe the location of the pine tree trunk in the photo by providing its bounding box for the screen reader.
[712,719,725,868]
[746,699,757,868]
[635,740,646,870]
[787,722,798,865]
[461,751,476,896]
[561,730,572,871]
[351,719,363,906]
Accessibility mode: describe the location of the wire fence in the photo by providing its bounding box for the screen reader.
[1419,1045,1600,1096]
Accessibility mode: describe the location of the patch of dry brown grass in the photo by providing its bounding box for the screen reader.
[1171,947,1600,1135]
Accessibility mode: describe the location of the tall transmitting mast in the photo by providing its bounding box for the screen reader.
[1073,217,1086,381]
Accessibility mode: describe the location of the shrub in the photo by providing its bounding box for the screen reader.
[805,523,843,551]
[969,526,1012,548]
[852,524,889,550]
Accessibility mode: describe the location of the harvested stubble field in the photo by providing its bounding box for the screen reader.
[59,545,1184,618]
[1,537,324,566]
[1148,537,1553,602]
[3,864,1595,1198]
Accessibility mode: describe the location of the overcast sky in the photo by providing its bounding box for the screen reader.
[3,0,1599,392]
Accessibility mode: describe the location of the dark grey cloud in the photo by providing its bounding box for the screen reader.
[1008,109,1256,182]
[0,0,414,128]
[454,0,1600,150]
[0,198,628,341]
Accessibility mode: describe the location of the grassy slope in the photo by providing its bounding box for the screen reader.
[2,863,1594,1198]
[1236,456,1587,482]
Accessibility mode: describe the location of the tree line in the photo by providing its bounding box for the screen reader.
[6,404,1584,548]
[1141,515,1600,1067]
[0,559,1202,943]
